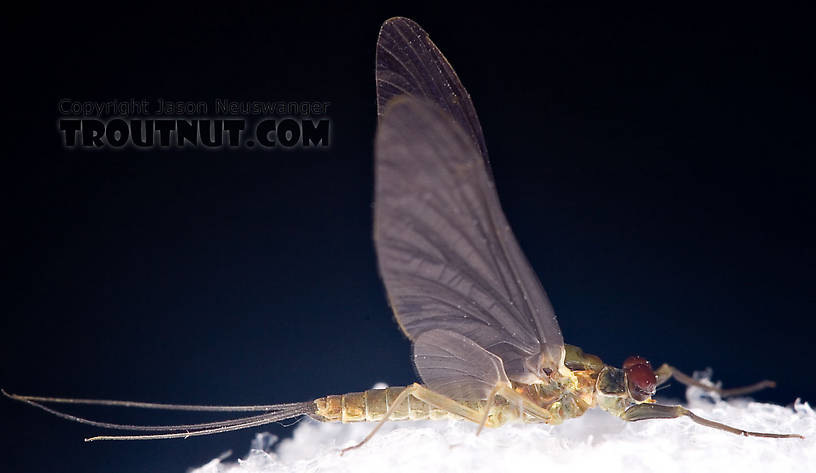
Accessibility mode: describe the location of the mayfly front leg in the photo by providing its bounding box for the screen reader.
[339,383,503,455]
[620,402,804,439]
[655,364,777,397]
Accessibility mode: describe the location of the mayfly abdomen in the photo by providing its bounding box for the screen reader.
[312,387,483,423]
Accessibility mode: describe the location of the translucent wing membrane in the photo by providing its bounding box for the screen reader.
[376,17,489,167]
[413,329,511,400]
[374,96,564,385]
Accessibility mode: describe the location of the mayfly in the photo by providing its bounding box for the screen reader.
[4,17,803,449]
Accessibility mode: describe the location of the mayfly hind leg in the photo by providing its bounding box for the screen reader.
[340,383,504,455]
[621,402,804,439]
[340,381,569,455]
[655,364,777,397]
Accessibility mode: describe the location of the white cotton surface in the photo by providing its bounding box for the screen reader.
[191,383,816,473]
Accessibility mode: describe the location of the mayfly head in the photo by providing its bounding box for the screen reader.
[622,355,657,402]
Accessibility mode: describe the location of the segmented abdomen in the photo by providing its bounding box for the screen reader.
[312,386,481,423]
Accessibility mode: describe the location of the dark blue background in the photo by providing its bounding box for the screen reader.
[3,4,814,473]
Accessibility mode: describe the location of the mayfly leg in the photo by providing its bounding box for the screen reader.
[654,364,777,397]
[340,383,492,455]
[620,402,804,439]
[341,382,563,455]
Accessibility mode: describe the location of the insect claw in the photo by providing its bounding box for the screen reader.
[339,443,360,456]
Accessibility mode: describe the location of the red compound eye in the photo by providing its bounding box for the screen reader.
[626,363,657,402]
[623,355,652,370]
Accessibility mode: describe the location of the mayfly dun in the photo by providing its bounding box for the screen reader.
[3,17,804,450]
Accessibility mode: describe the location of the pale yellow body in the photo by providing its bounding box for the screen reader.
[314,387,491,423]
[313,367,599,428]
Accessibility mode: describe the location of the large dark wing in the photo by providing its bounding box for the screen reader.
[374,95,565,384]
[376,17,489,168]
